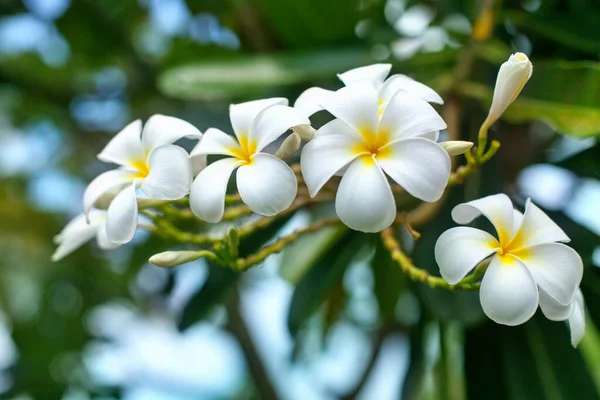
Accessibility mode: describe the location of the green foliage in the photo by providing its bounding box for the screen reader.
[466,316,599,400]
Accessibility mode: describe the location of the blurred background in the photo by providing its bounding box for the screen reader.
[1,0,600,399]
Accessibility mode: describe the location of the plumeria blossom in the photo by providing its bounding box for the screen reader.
[294,63,443,118]
[189,98,310,223]
[301,82,450,233]
[52,210,119,261]
[83,115,198,244]
[435,194,583,327]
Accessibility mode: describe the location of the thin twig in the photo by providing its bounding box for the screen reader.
[232,217,342,271]
[380,226,480,291]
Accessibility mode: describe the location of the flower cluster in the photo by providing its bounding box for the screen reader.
[55,62,454,258]
[53,54,586,347]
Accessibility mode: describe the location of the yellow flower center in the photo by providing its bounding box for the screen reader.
[229,133,256,165]
[352,128,392,164]
[130,158,150,178]
[490,224,531,264]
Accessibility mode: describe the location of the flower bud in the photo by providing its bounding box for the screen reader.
[486,52,533,126]
[292,124,316,141]
[439,141,473,156]
[149,250,206,268]
[275,132,301,159]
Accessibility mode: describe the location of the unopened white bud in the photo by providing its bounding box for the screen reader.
[439,141,474,156]
[149,250,205,268]
[486,52,533,126]
[275,132,301,159]
[292,124,316,141]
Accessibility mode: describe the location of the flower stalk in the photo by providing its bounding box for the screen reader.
[380,226,481,291]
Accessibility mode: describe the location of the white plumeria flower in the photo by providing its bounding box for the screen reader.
[83,115,199,244]
[52,210,118,261]
[189,98,309,223]
[301,82,450,233]
[294,63,443,118]
[435,194,583,326]
[539,288,586,348]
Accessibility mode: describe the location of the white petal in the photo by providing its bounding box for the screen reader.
[141,145,192,200]
[313,117,363,140]
[83,169,137,218]
[480,255,539,326]
[190,154,207,176]
[230,98,288,139]
[379,91,447,142]
[190,128,242,157]
[379,74,444,107]
[320,82,380,135]
[141,114,202,152]
[97,120,144,166]
[294,87,335,117]
[52,213,102,261]
[539,288,574,322]
[96,221,120,250]
[300,120,364,197]
[189,158,240,222]
[106,183,138,244]
[513,209,524,229]
[435,227,499,285]
[250,105,310,152]
[512,243,583,306]
[569,289,586,348]
[237,153,297,216]
[337,63,391,90]
[509,199,570,250]
[335,158,396,232]
[377,138,451,202]
[451,194,516,245]
[421,131,440,141]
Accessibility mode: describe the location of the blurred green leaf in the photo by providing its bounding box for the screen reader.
[371,235,407,321]
[251,0,366,48]
[506,10,600,54]
[461,61,600,137]
[279,225,347,284]
[287,231,362,337]
[158,48,373,100]
[158,48,459,101]
[466,316,599,400]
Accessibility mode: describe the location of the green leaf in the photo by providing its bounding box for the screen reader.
[279,224,347,284]
[251,0,365,49]
[371,234,407,321]
[505,10,600,55]
[158,48,459,101]
[287,231,363,337]
[158,48,373,101]
[465,316,599,400]
[461,61,600,137]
